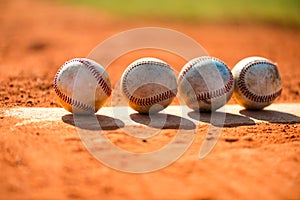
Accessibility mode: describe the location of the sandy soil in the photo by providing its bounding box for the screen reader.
[0,0,300,199]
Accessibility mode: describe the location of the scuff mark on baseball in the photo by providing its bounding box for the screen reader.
[53,58,111,115]
[178,56,234,112]
[120,57,177,114]
[232,56,282,110]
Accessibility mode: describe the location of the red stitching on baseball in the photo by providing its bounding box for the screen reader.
[78,59,112,96]
[238,60,282,103]
[178,56,216,82]
[179,56,234,102]
[53,58,111,113]
[195,74,234,102]
[122,60,177,106]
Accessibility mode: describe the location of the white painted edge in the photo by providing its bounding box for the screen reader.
[2,104,300,127]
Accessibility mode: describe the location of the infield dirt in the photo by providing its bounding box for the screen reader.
[0,0,300,199]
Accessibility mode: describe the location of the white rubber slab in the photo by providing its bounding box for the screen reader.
[2,104,300,128]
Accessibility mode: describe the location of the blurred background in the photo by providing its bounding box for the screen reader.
[57,0,300,27]
[1,1,300,199]
[1,0,300,107]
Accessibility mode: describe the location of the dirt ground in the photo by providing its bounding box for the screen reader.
[0,0,300,199]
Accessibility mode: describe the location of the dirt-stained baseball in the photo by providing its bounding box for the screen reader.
[178,56,234,112]
[120,57,177,114]
[53,58,111,114]
[232,56,282,110]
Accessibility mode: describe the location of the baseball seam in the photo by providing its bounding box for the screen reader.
[237,60,282,103]
[122,60,176,106]
[53,58,111,113]
[179,56,213,82]
[179,56,234,102]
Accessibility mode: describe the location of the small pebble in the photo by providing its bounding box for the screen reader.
[37,78,43,84]
[242,136,253,142]
[224,137,239,143]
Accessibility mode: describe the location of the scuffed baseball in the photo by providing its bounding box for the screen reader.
[53,58,111,114]
[232,56,282,110]
[120,57,177,114]
[178,56,234,112]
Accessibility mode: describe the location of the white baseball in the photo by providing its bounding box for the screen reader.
[232,56,282,110]
[53,58,111,114]
[178,56,234,112]
[120,57,177,114]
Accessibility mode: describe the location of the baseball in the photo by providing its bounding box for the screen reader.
[178,56,234,112]
[120,57,177,114]
[232,56,282,110]
[53,58,111,114]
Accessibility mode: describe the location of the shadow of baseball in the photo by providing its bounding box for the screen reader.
[62,114,125,130]
[130,113,196,130]
[188,111,256,127]
[240,110,300,124]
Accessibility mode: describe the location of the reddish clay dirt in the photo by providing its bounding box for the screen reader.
[0,0,300,199]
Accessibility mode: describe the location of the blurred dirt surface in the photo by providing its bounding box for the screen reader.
[0,0,300,199]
